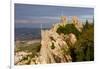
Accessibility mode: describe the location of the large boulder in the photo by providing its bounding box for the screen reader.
[65,33,77,46]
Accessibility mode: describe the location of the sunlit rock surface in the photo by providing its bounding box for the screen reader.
[15,16,83,65]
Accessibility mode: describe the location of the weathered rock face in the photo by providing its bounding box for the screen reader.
[39,29,72,64]
[38,16,82,64]
[15,16,83,65]
[14,51,32,65]
[65,33,77,46]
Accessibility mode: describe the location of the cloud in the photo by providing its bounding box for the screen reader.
[38,16,60,20]
[15,20,29,24]
[15,16,60,24]
[64,15,93,23]
[25,16,60,20]
[79,15,93,19]
[15,15,94,25]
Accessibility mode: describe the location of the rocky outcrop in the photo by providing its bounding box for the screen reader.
[14,51,32,65]
[39,29,72,64]
[38,16,81,64]
[15,16,83,65]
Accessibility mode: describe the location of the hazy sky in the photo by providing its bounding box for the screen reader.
[15,3,94,28]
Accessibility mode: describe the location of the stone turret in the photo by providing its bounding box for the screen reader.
[72,16,79,25]
[72,16,83,32]
[60,16,67,26]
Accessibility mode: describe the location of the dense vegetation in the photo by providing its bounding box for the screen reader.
[57,24,81,38]
[73,21,94,62]
[57,20,94,62]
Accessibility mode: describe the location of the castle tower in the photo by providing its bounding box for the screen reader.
[72,16,79,24]
[60,16,67,24]
[72,16,83,32]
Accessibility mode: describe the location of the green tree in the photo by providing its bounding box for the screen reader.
[73,23,94,61]
[57,24,81,38]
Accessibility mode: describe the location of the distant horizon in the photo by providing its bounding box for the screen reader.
[15,3,94,28]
